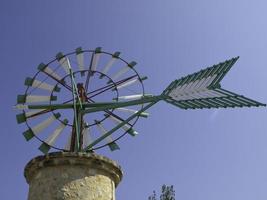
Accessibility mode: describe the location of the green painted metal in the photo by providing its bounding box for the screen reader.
[16,50,266,154]
[38,118,69,154]
[53,112,61,119]
[108,142,120,151]
[83,95,163,114]
[22,95,162,111]
[69,67,81,152]
[103,113,139,135]
[16,112,26,124]
[24,77,61,92]
[37,63,47,71]
[113,94,153,101]
[95,47,102,53]
[53,86,61,92]
[23,129,34,141]
[112,51,121,58]
[170,94,265,110]
[84,101,158,151]
[162,57,265,110]
[164,98,187,109]
[75,47,83,54]
[210,58,239,87]
[24,77,34,86]
[140,76,148,81]
[111,76,147,91]
[56,52,65,61]
[51,96,57,101]
[38,142,50,154]
[138,112,149,118]
[17,94,57,103]
[164,57,239,96]
[62,119,69,125]
[17,95,26,104]
[127,128,138,136]
[23,113,61,141]
[128,61,137,68]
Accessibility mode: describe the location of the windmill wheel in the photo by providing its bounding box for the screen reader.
[16,47,148,153]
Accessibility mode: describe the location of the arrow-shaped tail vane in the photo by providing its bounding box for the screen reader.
[162,57,266,109]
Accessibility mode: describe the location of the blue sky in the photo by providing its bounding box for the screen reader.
[1,0,267,199]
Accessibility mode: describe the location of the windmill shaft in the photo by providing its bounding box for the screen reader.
[82,95,165,114]
[70,71,80,152]
[70,83,87,151]
[27,95,165,111]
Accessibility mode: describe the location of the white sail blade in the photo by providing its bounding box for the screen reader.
[112,66,130,81]
[31,113,60,134]
[16,109,46,124]
[17,94,57,104]
[25,77,60,92]
[25,109,46,117]
[31,80,55,91]
[101,52,120,75]
[171,89,226,101]
[14,104,29,110]
[45,119,68,146]
[117,77,139,90]
[82,125,93,148]
[112,61,136,80]
[27,95,56,103]
[95,121,113,143]
[168,76,224,101]
[95,121,120,151]
[43,66,62,80]
[76,52,85,71]
[91,53,101,71]
[58,56,71,74]
[102,57,117,74]
[107,115,138,136]
[64,133,72,151]
[195,75,216,90]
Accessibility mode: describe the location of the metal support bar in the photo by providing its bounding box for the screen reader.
[82,95,165,114]
[84,100,159,151]
[26,95,166,111]
[70,68,80,152]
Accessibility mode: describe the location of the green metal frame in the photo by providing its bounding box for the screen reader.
[84,101,159,151]
[15,54,266,153]
[162,57,265,109]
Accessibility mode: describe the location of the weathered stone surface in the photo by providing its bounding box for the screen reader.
[24,152,123,200]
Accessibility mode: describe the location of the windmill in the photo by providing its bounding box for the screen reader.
[15,47,265,154]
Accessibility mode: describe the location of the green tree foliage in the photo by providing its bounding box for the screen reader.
[148,185,175,200]
[148,191,157,200]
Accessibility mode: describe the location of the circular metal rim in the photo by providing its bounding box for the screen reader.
[22,49,145,152]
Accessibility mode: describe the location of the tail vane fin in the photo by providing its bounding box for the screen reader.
[163,57,265,109]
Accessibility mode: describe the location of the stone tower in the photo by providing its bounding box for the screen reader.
[24,152,123,200]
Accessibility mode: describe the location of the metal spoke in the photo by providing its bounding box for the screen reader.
[41,69,72,92]
[27,98,74,119]
[84,101,158,151]
[85,98,134,127]
[88,75,138,99]
[85,52,95,93]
